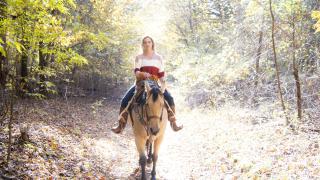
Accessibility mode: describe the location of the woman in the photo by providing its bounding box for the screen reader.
[111,36,183,133]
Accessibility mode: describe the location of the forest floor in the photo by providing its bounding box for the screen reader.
[1,87,320,179]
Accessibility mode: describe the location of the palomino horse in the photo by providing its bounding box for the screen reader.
[128,79,168,180]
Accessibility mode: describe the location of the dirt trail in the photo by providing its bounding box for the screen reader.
[1,91,320,179]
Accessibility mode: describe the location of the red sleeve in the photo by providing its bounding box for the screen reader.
[158,71,165,78]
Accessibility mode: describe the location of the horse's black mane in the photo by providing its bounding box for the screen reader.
[150,87,160,102]
[146,80,161,102]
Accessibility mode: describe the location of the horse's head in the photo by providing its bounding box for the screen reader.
[144,80,165,136]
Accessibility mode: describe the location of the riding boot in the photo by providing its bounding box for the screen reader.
[167,105,183,132]
[111,106,128,134]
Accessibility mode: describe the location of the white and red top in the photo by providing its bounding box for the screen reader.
[134,52,165,79]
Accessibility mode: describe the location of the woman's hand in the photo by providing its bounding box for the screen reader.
[144,72,151,78]
[135,71,145,80]
[135,71,151,80]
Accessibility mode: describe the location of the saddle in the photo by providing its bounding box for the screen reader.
[134,79,160,106]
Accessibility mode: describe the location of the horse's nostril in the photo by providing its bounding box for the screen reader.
[150,128,159,135]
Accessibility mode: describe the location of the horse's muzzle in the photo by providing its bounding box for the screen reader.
[150,127,159,135]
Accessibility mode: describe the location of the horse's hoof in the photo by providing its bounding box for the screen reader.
[151,170,156,180]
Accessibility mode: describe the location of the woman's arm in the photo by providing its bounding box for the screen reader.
[158,55,166,92]
[134,55,150,79]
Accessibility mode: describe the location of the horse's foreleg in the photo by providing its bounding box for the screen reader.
[147,140,153,164]
[139,155,147,180]
[151,136,164,180]
[135,137,147,180]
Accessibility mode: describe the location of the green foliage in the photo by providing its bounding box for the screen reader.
[0,0,141,97]
[312,11,320,32]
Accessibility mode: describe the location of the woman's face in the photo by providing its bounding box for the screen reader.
[142,37,153,52]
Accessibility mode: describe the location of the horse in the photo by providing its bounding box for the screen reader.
[128,79,168,180]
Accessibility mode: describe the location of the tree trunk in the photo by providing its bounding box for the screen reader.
[253,31,263,106]
[269,0,288,124]
[6,95,13,164]
[0,1,7,88]
[291,7,302,120]
[20,39,28,95]
[39,41,47,94]
[20,52,28,89]
[0,37,6,87]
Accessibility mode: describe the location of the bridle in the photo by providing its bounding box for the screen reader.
[132,82,165,136]
[145,95,164,123]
